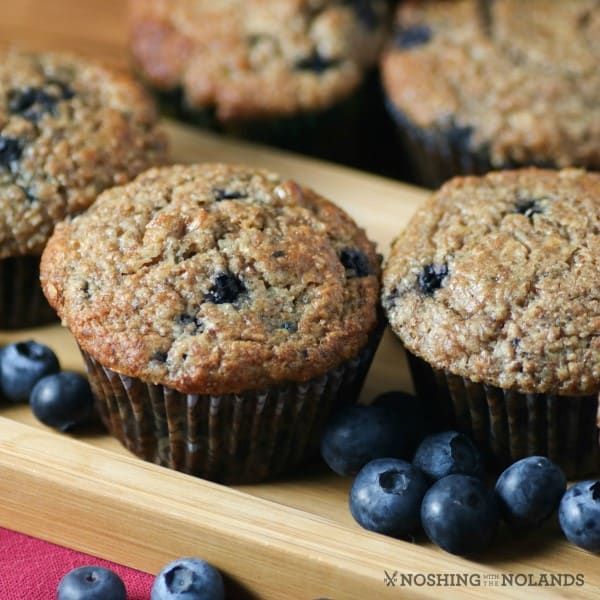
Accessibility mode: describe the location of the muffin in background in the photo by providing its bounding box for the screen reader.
[382,168,600,478]
[128,0,391,169]
[0,48,168,329]
[40,163,383,484]
[381,0,600,188]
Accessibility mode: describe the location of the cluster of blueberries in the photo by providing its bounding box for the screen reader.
[57,557,224,600]
[0,340,94,431]
[320,392,600,555]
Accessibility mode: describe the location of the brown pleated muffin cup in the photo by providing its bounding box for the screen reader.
[405,352,600,478]
[382,169,600,478]
[40,163,382,483]
[0,48,168,328]
[80,324,381,484]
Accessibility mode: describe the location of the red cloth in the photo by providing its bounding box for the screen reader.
[0,528,154,599]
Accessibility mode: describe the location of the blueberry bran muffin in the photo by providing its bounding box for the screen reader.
[40,163,382,483]
[0,48,168,328]
[382,168,600,477]
[381,0,600,187]
[129,0,391,168]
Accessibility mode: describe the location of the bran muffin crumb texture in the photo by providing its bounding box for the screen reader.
[382,0,600,168]
[0,48,167,258]
[382,168,600,395]
[41,163,381,395]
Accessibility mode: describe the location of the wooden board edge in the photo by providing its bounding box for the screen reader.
[0,416,556,600]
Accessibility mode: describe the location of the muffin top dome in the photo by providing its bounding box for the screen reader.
[0,48,167,258]
[381,0,600,169]
[382,168,600,395]
[129,0,390,120]
[41,163,381,394]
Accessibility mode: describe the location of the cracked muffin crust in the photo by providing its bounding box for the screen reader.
[0,48,168,258]
[129,0,390,121]
[41,163,381,395]
[381,0,600,185]
[383,168,600,395]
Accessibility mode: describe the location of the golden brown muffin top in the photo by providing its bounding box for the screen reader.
[382,168,600,395]
[129,0,390,120]
[381,0,600,169]
[0,49,168,258]
[41,163,381,395]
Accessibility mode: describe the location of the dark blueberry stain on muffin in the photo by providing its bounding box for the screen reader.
[150,350,168,363]
[272,250,286,258]
[515,198,544,221]
[212,187,248,202]
[79,280,91,300]
[206,272,246,304]
[394,24,433,49]
[344,0,380,31]
[510,338,521,348]
[295,52,339,73]
[176,313,204,333]
[0,136,23,169]
[9,80,74,122]
[281,321,297,333]
[418,263,448,296]
[17,185,37,203]
[339,248,371,278]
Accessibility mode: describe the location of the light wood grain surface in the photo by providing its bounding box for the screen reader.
[0,3,599,600]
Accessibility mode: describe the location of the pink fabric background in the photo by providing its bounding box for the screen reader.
[0,527,154,599]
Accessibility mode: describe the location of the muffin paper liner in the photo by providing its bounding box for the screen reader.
[154,72,385,172]
[0,256,58,329]
[384,100,497,189]
[80,324,383,484]
[405,351,600,478]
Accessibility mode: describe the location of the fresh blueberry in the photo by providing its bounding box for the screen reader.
[495,456,566,530]
[372,391,430,453]
[421,474,499,555]
[339,248,371,278]
[57,565,126,600]
[320,391,429,476]
[349,458,430,537]
[205,272,245,304]
[417,263,448,295]
[151,557,225,600]
[0,340,60,402]
[30,371,95,432]
[559,480,600,553]
[413,431,484,481]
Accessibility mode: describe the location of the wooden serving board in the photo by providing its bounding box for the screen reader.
[0,121,598,600]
